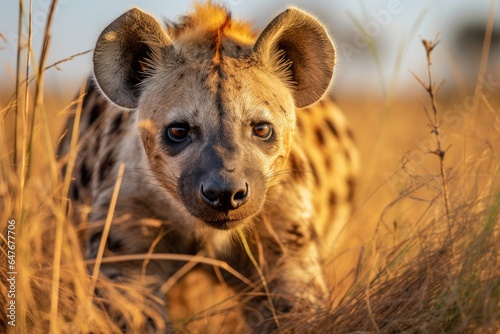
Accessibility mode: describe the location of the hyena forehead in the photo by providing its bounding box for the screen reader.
[138,58,296,127]
[93,3,336,111]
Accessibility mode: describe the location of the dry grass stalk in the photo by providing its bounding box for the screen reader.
[13,0,24,168]
[410,35,453,240]
[26,0,58,184]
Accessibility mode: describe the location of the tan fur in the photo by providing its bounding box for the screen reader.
[59,3,358,333]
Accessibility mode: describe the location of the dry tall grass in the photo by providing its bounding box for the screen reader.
[1,1,499,333]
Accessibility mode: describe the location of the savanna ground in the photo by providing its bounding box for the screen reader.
[1,2,499,333]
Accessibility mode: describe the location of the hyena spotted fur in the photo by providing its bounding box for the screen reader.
[59,3,359,333]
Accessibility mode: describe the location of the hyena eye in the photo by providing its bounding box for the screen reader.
[166,124,189,143]
[252,124,273,140]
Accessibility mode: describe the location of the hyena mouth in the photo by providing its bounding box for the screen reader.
[202,217,244,230]
[192,206,256,230]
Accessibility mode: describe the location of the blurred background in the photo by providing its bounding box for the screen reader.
[0,0,499,98]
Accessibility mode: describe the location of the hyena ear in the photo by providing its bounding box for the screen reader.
[93,8,172,109]
[254,8,335,108]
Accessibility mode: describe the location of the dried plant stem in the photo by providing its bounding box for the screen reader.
[426,40,452,238]
[15,0,31,222]
[25,0,58,183]
[13,0,24,168]
[86,253,256,289]
[412,36,452,239]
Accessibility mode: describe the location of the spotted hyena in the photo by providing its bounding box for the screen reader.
[59,2,358,333]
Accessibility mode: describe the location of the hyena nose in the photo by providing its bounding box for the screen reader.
[200,181,249,211]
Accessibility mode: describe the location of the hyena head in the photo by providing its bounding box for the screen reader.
[93,4,335,231]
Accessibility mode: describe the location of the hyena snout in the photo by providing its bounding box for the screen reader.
[199,173,249,211]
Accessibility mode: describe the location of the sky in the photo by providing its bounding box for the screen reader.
[0,0,498,98]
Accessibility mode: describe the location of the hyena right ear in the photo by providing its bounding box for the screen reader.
[93,8,172,109]
[254,8,335,108]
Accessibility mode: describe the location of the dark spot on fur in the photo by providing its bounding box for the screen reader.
[107,271,122,280]
[315,128,325,145]
[347,176,356,202]
[288,153,304,181]
[107,236,123,252]
[308,224,319,242]
[329,191,337,206]
[324,155,332,169]
[89,104,101,125]
[109,113,123,133]
[71,185,80,201]
[275,298,294,313]
[99,151,115,182]
[279,105,287,115]
[61,164,67,178]
[325,119,339,139]
[296,117,303,133]
[286,224,305,248]
[344,149,351,163]
[89,231,103,248]
[178,72,185,80]
[309,161,320,186]
[346,128,355,141]
[94,133,103,154]
[287,224,304,239]
[80,163,92,186]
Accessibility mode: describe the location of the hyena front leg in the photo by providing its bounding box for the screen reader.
[86,211,191,333]
[235,221,328,333]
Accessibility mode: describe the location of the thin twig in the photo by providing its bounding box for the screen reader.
[414,35,453,241]
[2,49,92,121]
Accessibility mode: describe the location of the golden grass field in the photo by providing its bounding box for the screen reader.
[1,2,499,333]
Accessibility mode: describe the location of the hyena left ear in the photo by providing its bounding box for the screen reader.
[93,8,172,109]
[254,8,335,108]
